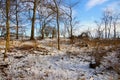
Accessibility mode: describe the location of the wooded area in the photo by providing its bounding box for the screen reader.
[0,0,120,80]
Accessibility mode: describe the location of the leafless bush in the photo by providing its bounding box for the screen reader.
[66,51,80,57]
[101,51,120,74]
[90,48,108,68]
[18,41,38,50]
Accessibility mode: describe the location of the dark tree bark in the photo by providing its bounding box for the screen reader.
[113,22,116,39]
[30,0,37,40]
[69,7,73,43]
[15,0,19,39]
[53,0,60,50]
[4,0,10,61]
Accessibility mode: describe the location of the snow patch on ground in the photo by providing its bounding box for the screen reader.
[0,39,119,80]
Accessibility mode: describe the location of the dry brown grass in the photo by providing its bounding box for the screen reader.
[18,40,39,50]
[76,39,120,48]
[44,39,70,49]
[18,44,35,50]
[0,40,5,45]
[0,40,22,47]
[0,40,40,51]
[89,40,120,68]
[46,41,57,47]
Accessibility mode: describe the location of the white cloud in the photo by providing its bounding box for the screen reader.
[103,1,120,12]
[86,0,108,10]
[74,20,120,38]
[73,21,97,36]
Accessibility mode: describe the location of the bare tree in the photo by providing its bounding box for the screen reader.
[53,0,60,50]
[62,0,80,42]
[108,15,112,39]
[10,0,21,39]
[113,13,120,39]
[21,0,38,40]
[94,21,103,39]
[63,17,69,38]
[102,9,120,39]
[102,11,109,39]
[30,0,37,40]
[4,0,10,61]
[0,0,6,37]
[15,0,19,39]
[37,4,55,39]
[52,27,57,38]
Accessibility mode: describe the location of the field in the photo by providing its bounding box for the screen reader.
[0,38,120,80]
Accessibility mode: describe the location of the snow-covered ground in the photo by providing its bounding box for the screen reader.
[0,39,119,80]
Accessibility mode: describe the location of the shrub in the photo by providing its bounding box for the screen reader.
[18,41,38,50]
[90,48,107,68]
[101,51,120,74]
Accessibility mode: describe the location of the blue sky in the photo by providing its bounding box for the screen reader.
[32,0,119,36]
[70,0,120,35]
[73,0,120,22]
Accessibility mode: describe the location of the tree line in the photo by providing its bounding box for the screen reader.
[94,8,120,39]
[0,0,119,54]
[0,0,80,55]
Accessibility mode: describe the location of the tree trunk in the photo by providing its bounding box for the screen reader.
[108,16,112,39]
[4,0,10,61]
[41,21,46,39]
[53,0,60,50]
[105,21,107,39]
[69,7,73,43]
[108,22,111,39]
[30,0,37,40]
[16,0,19,39]
[113,22,116,39]
[57,10,60,50]
[41,28,44,39]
